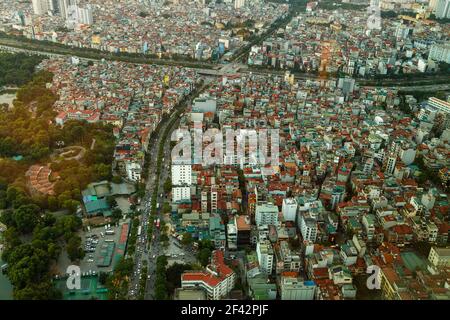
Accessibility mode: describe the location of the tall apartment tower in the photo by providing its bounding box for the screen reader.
[234,0,245,9]
[32,0,50,15]
[435,0,450,18]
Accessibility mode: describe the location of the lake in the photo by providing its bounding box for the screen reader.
[0,258,13,300]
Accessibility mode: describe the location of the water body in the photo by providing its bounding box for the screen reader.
[0,93,17,109]
[0,258,13,300]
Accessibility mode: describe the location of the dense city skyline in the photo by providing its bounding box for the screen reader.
[0,0,449,305]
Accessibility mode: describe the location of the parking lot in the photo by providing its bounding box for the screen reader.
[57,220,130,277]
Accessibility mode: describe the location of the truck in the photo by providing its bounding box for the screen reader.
[156,203,160,210]
[137,226,142,236]
[156,219,160,229]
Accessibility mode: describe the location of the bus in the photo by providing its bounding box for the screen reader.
[137,226,142,236]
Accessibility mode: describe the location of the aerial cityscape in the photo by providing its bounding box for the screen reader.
[0,0,449,303]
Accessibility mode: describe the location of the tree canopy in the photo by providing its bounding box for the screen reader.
[0,52,43,87]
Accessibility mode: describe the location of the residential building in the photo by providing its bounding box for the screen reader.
[428,247,450,267]
[256,239,274,274]
[32,0,50,15]
[435,0,450,18]
[282,198,297,222]
[173,186,191,202]
[280,276,316,300]
[181,250,236,300]
[255,203,279,227]
[172,164,192,186]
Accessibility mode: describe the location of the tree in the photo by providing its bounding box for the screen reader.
[197,239,215,251]
[13,280,62,300]
[66,235,85,262]
[165,263,191,296]
[13,204,40,234]
[106,196,117,208]
[112,208,123,221]
[197,248,212,267]
[94,163,112,181]
[99,272,109,285]
[181,232,193,245]
[163,202,171,214]
[62,199,80,214]
[47,196,59,211]
[163,178,172,194]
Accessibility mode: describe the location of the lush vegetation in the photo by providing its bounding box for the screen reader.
[0,59,117,299]
[196,239,215,267]
[0,204,83,299]
[165,263,192,297]
[414,155,441,187]
[0,70,116,213]
[154,255,168,299]
[0,52,43,87]
[0,70,57,161]
[138,262,148,300]
[105,257,134,299]
[126,217,140,257]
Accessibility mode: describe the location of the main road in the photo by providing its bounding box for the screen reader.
[125,80,210,300]
[2,42,449,89]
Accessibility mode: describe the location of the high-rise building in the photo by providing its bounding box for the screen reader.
[58,0,73,19]
[77,5,93,25]
[435,0,450,18]
[256,240,274,274]
[171,164,192,186]
[172,186,191,202]
[429,43,450,64]
[66,2,94,27]
[384,153,397,175]
[429,0,438,11]
[282,198,297,222]
[255,203,279,227]
[234,0,245,9]
[32,0,50,15]
[299,212,318,242]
